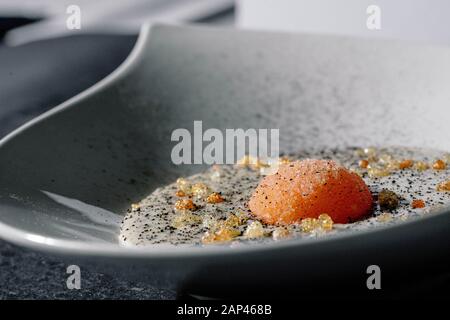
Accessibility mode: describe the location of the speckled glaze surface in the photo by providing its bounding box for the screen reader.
[0,24,450,296]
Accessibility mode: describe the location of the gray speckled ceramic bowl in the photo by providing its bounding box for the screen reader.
[1,24,450,297]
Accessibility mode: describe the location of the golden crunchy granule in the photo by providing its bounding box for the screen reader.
[355,147,379,160]
[176,177,187,185]
[278,157,291,165]
[414,161,429,171]
[243,221,265,239]
[411,199,426,209]
[237,155,256,167]
[272,227,290,240]
[300,218,316,233]
[201,226,240,244]
[437,180,450,192]
[368,167,390,178]
[253,159,270,169]
[378,189,399,210]
[363,147,378,162]
[386,160,401,172]
[176,190,186,197]
[191,183,209,199]
[171,211,202,229]
[300,214,334,233]
[223,214,245,228]
[131,203,140,211]
[433,159,447,170]
[176,178,192,194]
[175,199,197,211]
[377,212,393,222]
[399,159,414,169]
[364,147,376,157]
[200,232,215,244]
[235,211,250,223]
[358,159,369,169]
[237,155,269,169]
[201,213,247,244]
[206,192,224,204]
[378,154,393,164]
[317,214,333,231]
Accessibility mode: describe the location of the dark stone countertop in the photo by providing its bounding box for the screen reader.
[0,242,176,299]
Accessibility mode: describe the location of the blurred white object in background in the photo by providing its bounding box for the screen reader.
[1,0,234,46]
[237,0,450,45]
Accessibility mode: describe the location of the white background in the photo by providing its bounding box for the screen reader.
[237,0,450,46]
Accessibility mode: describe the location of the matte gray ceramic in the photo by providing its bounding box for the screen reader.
[1,24,450,297]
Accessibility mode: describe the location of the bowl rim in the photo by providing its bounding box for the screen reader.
[0,204,449,259]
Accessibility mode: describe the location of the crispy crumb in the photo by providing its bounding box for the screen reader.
[437,180,450,192]
[202,226,240,244]
[272,227,290,240]
[385,159,401,171]
[131,203,140,211]
[359,159,369,169]
[300,218,316,233]
[191,183,209,199]
[235,211,250,223]
[414,161,429,171]
[237,155,256,167]
[176,190,186,197]
[206,192,224,203]
[378,154,393,164]
[278,157,291,165]
[300,214,334,233]
[318,213,334,231]
[175,199,197,211]
[368,167,390,178]
[399,159,414,169]
[224,214,245,227]
[176,178,191,193]
[411,199,425,209]
[243,221,265,239]
[171,211,202,228]
[378,189,399,210]
[433,159,447,170]
[364,147,377,157]
[254,159,270,169]
[237,155,269,169]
